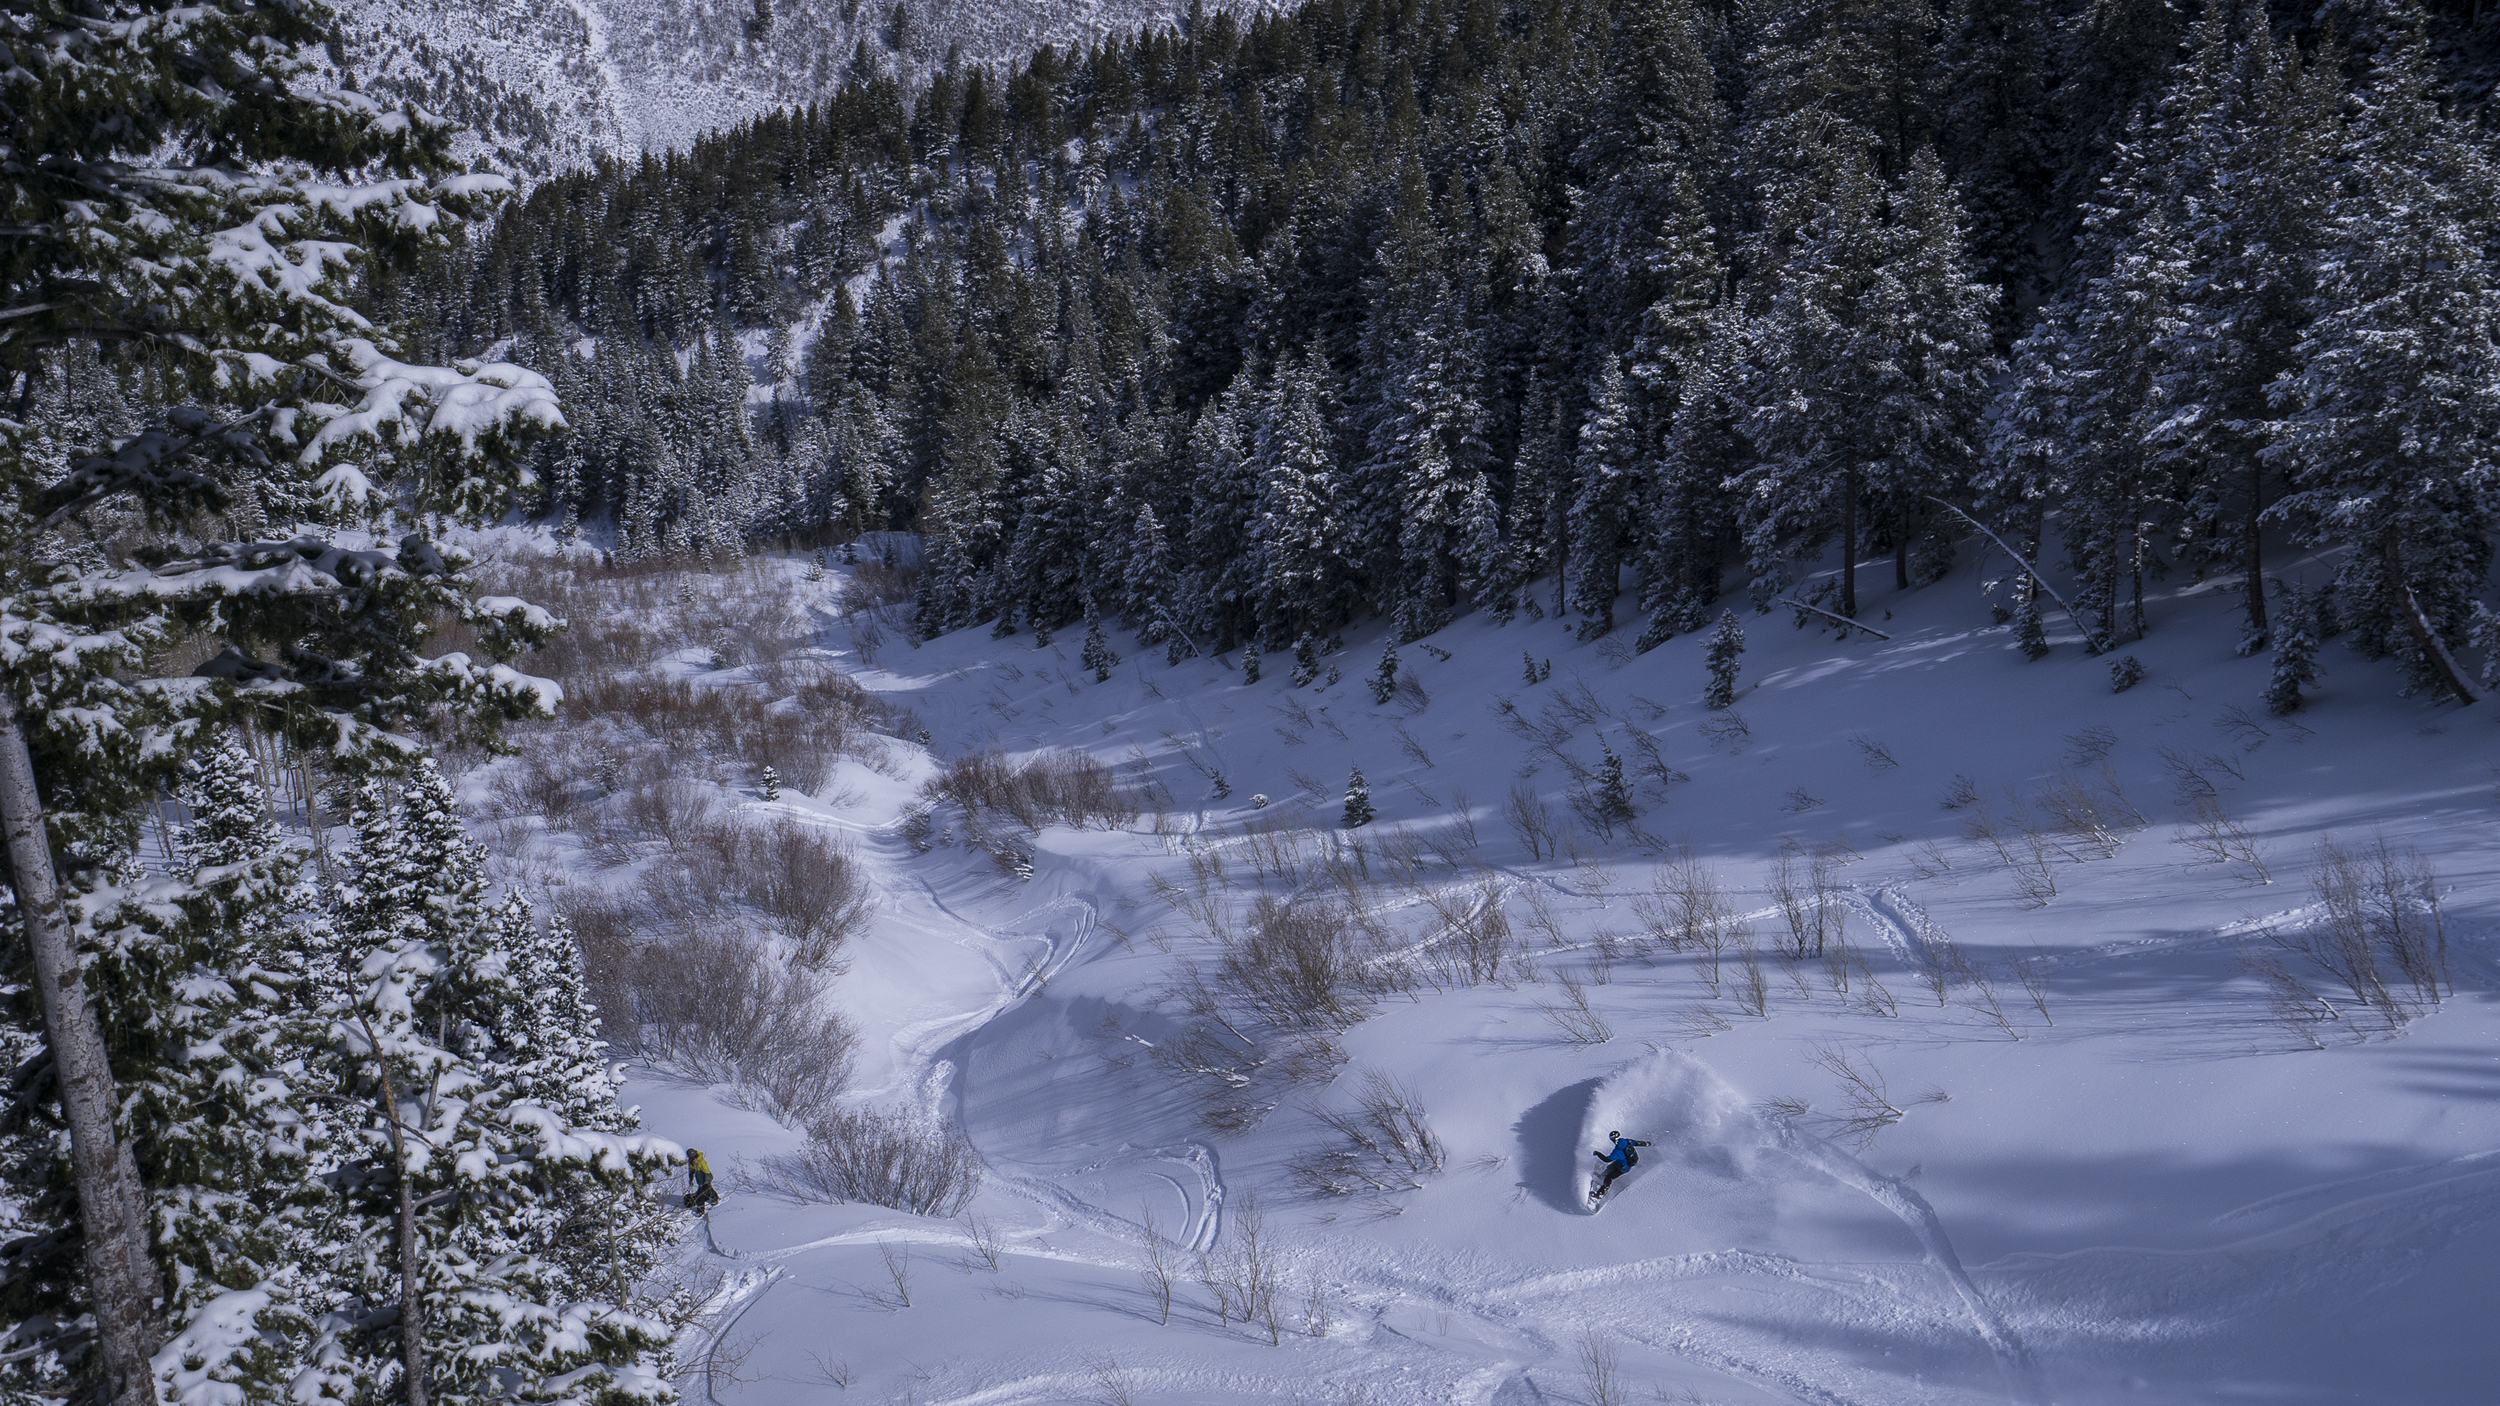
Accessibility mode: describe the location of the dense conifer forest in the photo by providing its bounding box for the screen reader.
[420,0,2500,701]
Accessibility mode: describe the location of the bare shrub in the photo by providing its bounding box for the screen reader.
[1216,897,1376,1032]
[492,747,588,830]
[624,775,715,850]
[1579,1333,1625,1406]
[2174,795,2272,883]
[745,818,872,966]
[1768,853,1842,959]
[763,1109,982,1216]
[1850,735,1899,771]
[1422,881,1518,987]
[560,890,640,1046]
[1503,782,1557,861]
[2241,949,2334,1049]
[925,748,1138,831]
[1290,1070,1448,1198]
[625,928,858,1128]
[1807,1044,1904,1146]
[1536,971,1614,1044]
[2284,837,2447,1027]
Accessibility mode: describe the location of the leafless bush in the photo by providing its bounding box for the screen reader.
[2036,767,2142,860]
[1391,720,1434,768]
[1215,897,1378,1032]
[1579,1333,1625,1406]
[1138,1207,1175,1324]
[1940,773,1982,809]
[1965,966,2021,1038]
[2062,724,2118,766]
[624,775,716,850]
[1699,710,1751,753]
[2282,837,2447,1028]
[879,1241,914,1308]
[559,890,639,1044]
[1216,1197,1286,1344]
[745,818,873,966]
[925,748,1138,831]
[763,1109,982,1216]
[2174,795,2272,883]
[2241,949,2334,1049]
[1769,853,1842,959]
[623,928,857,1127]
[1807,1045,1904,1146]
[1503,782,1557,861]
[1393,669,1431,713]
[1623,730,1689,795]
[491,747,589,830]
[2215,705,2272,752]
[1735,941,1770,1017]
[1537,971,1614,1044]
[1850,735,1899,771]
[1290,1070,1448,1198]
[1423,882,1517,987]
[2158,744,2243,805]
[1912,932,1965,1007]
[2011,953,2054,1025]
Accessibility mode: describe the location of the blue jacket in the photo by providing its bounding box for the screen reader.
[1598,1136,1650,1169]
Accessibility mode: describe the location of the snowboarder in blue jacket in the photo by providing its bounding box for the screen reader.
[1591,1131,1650,1204]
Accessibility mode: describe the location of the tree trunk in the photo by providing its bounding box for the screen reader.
[1840,466,1859,618]
[367,1038,431,1406]
[2244,460,2269,647]
[0,692,163,1406]
[2391,545,2480,706]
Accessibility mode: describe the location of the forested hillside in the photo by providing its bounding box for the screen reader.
[419,0,2500,704]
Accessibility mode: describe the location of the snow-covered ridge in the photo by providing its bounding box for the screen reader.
[335,0,1283,174]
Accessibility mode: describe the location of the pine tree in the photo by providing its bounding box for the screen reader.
[0,0,572,1384]
[1082,601,1122,682]
[760,765,783,801]
[1705,610,1746,709]
[317,765,677,1406]
[2266,619,2321,716]
[1342,764,1375,829]
[1567,360,1642,637]
[1370,642,1401,705]
[1249,355,1344,649]
[2266,5,2500,703]
[1594,744,1636,830]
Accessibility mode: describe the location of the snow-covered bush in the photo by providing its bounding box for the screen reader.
[765,1110,982,1216]
[2109,655,2147,692]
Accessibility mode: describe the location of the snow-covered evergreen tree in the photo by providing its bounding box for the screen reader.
[1342,765,1375,829]
[0,0,575,1386]
[314,764,677,1406]
[1704,610,1746,710]
[1566,361,1642,638]
[2265,5,2500,703]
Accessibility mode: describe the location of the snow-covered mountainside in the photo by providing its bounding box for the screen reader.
[465,528,2500,1406]
[334,0,1269,172]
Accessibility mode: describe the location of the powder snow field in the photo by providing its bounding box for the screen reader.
[585,545,2500,1406]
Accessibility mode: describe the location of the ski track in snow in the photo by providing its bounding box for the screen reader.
[603,550,2500,1406]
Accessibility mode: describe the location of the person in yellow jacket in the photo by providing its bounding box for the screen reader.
[686,1149,720,1212]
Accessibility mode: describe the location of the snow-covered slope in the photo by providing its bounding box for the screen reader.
[491,534,2500,1405]
[335,0,1270,173]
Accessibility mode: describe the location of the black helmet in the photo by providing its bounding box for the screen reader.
[1608,1130,1620,1139]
